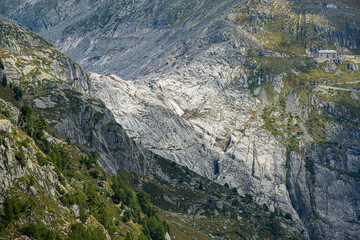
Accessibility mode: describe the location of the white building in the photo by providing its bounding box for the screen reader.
[326,4,337,9]
[318,50,338,59]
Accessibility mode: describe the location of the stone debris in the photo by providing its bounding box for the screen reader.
[0,119,11,134]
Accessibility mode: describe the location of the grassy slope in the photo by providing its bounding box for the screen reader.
[241,55,360,178]
[226,0,360,55]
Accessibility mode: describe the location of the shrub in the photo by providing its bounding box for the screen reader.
[148,215,166,240]
[285,212,293,220]
[2,76,7,87]
[20,138,30,148]
[263,203,269,212]
[15,150,26,167]
[137,191,152,216]
[1,196,27,229]
[244,194,253,203]
[232,199,239,207]
[36,153,48,166]
[67,223,107,240]
[29,175,35,186]
[305,157,316,176]
[125,232,135,240]
[122,210,132,222]
[21,223,57,240]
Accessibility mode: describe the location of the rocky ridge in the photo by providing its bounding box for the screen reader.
[1,0,360,78]
[0,15,144,175]
[0,16,304,239]
[1,0,360,239]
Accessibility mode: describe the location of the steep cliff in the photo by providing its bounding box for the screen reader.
[0,16,303,239]
[0,15,144,175]
[2,0,360,239]
[88,57,360,239]
[0,16,159,239]
[0,92,157,240]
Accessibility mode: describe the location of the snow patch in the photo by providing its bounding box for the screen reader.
[167,99,184,116]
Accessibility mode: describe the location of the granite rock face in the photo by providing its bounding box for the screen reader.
[87,69,298,233]
[2,0,360,78]
[0,119,64,201]
[88,62,360,239]
[1,0,360,239]
[0,17,146,176]
[0,16,307,239]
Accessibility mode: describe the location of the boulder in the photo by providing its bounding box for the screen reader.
[84,217,91,227]
[347,62,358,72]
[215,201,224,211]
[165,232,171,240]
[0,119,11,134]
[29,186,38,196]
[324,62,337,72]
[70,204,80,217]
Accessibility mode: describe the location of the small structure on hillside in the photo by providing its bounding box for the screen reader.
[317,50,338,59]
[260,50,274,57]
[325,4,337,9]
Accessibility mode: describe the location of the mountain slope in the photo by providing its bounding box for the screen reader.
[0,0,259,79]
[0,15,171,239]
[1,0,360,78]
[1,0,360,239]
[0,16,304,239]
[88,56,360,239]
[0,14,144,175]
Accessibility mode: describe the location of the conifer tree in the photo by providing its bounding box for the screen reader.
[2,76,7,87]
